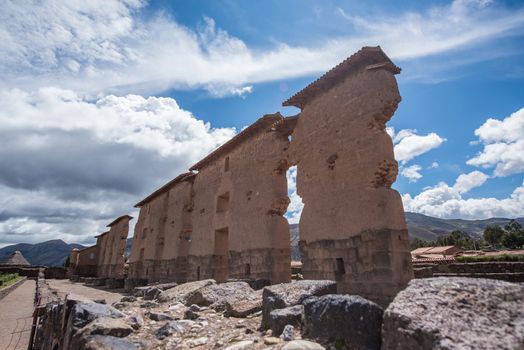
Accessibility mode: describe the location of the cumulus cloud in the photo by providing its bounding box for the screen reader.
[401,164,423,183]
[453,171,489,193]
[388,128,446,163]
[0,89,235,245]
[285,166,303,225]
[402,171,524,219]
[1,0,524,95]
[467,107,524,177]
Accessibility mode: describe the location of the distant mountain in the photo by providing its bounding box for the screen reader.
[0,240,85,267]
[405,212,524,241]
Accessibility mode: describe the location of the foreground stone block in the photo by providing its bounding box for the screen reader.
[156,279,215,303]
[82,335,137,350]
[268,305,303,336]
[382,277,524,350]
[186,281,255,309]
[303,294,383,350]
[225,289,262,317]
[262,280,336,327]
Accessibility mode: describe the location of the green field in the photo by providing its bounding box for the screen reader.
[0,273,23,288]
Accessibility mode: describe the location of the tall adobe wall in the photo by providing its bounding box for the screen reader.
[187,113,291,284]
[127,173,194,284]
[286,47,413,306]
[97,215,132,279]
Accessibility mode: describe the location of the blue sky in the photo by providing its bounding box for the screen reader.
[0,0,524,246]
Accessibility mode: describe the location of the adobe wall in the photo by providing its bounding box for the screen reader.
[187,114,291,284]
[97,216,132,278]
[128,179,193,283]
[75,245,99,277]
[289,65,413,306]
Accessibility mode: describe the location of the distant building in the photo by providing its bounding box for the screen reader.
[0,250,31,266]
[411,246,462,263]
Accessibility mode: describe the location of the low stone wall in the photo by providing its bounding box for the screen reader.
[414,262,524,282]
[0,277,27,300]
[0,266,41,277]
[44,267,67,279]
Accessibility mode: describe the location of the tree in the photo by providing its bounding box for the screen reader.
[410,238,431,250]
[501,232,523,249]
[505,219,522,234]
[483,225,505,247]
[63,255,70,268]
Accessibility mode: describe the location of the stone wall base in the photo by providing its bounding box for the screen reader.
[300,229,413,307]
[127,247,291,285]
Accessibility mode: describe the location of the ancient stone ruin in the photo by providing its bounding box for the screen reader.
[70,215,133,284]
[70,46,413,307]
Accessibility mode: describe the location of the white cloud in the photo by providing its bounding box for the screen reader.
[0,88,235,158]
[285,166,303,225]
[467,107,524,176]
[429,161,439,169]
[1,0,524,95]
[401,164,423,183]
[0,88,235,245]
[403,172,524,220]
[391,128,446,163]
[453,170,489,193]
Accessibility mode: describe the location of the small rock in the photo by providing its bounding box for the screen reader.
[120,296,137,303]
[140,301,158,308]
[185,308,200,320]
[223,340,254,350]
[144,287,162,301]
[169,302,186,311]
[264,336,280,345]
[189,304,201,312]
[126,315,144,330]
[188,336,208,348]
[280,324,294,341]
[282,340,325,350]
[112,302,129,311]
[93,299,106,304]
[148,311,173,321]
[156,320,195,340]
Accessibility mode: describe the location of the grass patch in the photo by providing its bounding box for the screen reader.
[456,254,524,263]
[0,273,23,288]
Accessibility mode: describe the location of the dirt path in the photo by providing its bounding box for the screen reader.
[0,279,36,350]
[46,279,126,305]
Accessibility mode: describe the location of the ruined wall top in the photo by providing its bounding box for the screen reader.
[106,214,133,227]
[189,113,284,171]
[134,172,196,208]
[282,46,400,109]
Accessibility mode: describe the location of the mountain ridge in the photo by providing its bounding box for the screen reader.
[0,239,85,267]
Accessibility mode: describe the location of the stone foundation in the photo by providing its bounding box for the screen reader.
[300,229,412,307]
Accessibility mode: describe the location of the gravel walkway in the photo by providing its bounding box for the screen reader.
[0,279,36,350]
[46,279,126,305]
